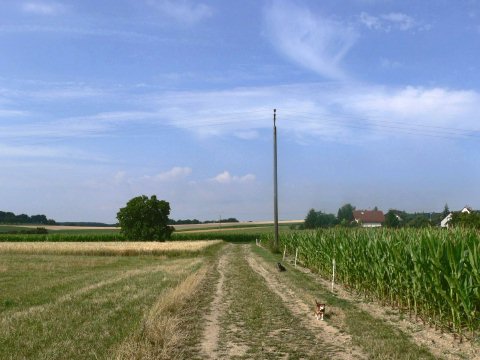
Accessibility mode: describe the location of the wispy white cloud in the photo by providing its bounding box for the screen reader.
[0,111,158,139]
[4,82,480,144]
[345,86,480,128]
[381,12,416,31]
[0,143,100,160]
[21,1,66,15]
[359,12,382,30]
[149,83,480,141]
[80,168,267,221]
[147,166,192,181]
[380,57,402,69]
[1,84,109,101]
[0,109,29,117]
[211,171,255,184]
[0,25,159,42]
[263,1,357,80]
[359,11,429,32]
[146,0,214,25]
[113,171,127,185]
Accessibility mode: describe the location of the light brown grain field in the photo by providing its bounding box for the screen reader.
[0,240,222,256]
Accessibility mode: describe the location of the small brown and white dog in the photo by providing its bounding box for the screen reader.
[314,300,326,321]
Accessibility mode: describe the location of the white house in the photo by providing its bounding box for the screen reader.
[440,206,472,228]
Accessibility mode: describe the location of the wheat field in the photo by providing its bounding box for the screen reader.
[0,240,223,256]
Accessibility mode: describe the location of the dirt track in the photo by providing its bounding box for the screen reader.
[199,243,479,360]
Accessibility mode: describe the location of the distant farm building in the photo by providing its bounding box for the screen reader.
[353,210,385,227]
[440,206,472,228]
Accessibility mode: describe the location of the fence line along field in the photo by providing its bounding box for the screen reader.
[263,228,480,342]
[0,240,222,256]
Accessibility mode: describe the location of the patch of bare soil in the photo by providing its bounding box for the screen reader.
[245,245,366,360]
[290,258,480,360]
[201,244,232,359]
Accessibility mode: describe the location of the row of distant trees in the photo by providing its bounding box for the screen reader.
[450,211,480,228]
[383,206,448,228]
[168,217,239,225]
[303,203,357,229]
[0,211,56,225]
[302,203,470,229]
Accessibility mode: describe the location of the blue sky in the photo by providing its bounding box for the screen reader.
[1,0,480,222]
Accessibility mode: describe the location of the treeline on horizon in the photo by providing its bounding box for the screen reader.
[302,203,480,229]
[168,217,239,225]
[0,211,56,225]
[1,209,241,228]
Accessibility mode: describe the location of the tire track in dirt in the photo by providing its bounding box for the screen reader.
[201,244,231,359]
[245,245,366,360]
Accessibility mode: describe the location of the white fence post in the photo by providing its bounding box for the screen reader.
[294,248,298,268]
[331,258,336,292]
[282,245,286,261]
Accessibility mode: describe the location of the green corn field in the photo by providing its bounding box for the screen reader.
[263,228,480,341]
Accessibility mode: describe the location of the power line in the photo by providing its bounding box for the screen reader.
[5,109,480,143]
[281,110,480,139]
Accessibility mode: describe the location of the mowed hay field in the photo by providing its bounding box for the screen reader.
[0,241,222,360]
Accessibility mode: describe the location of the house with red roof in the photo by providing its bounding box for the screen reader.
[353,210,385,227]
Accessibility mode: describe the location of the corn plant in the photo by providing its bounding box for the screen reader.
[262,228,480,340]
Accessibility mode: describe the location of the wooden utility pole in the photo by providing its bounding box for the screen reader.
[273,109,279,250]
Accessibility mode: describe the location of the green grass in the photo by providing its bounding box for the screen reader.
[0,253,206,359]
[0,227,281,242]
[0,225,37,233]
[174,223,294,233]
[48,228,120,235]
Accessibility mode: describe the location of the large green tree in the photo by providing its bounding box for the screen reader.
[442,203,450,218]
[384,210,400,228]
[304,208,337,229]
[337,203,355,224]
[304,209,318,229]
[117,195,174,241]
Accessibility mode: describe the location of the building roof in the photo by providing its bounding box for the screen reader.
[353,210,385,224]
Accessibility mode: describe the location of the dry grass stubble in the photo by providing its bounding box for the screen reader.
[0,240,222,256]
[114,266,208,360]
